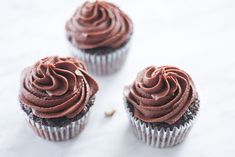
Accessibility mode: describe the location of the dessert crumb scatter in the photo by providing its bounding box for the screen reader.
[105,108,116,117]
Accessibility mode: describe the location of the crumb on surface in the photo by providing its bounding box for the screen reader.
[105,108,116,117]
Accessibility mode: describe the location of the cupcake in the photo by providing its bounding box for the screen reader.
[19,56,99,141]
[124,66,200,148]
[65,1,133,75]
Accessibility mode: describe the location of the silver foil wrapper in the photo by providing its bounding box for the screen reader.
[68,41,130,76]
[125,100,199,148]
[24,111,89,141]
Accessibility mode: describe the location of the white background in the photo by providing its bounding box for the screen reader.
[0,0,235,156]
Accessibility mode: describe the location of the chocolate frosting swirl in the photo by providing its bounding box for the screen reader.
[19,56,99,119]
[66,1,133,49]
[124,66,198,125]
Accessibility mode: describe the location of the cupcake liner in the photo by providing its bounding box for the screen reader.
[125,100,200,148]
[24,111,89,141]
[68,40,131,75]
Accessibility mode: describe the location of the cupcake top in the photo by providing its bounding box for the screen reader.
[19,56,99,119]
[66,0,133,50]
[124,66,198,125]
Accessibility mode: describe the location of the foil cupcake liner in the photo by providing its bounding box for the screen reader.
[24,111,89,141]
[125,100,200,148]
[68,41,131,76]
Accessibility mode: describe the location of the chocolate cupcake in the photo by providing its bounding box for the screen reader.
[124,66,200,148]
[19,56,99,141]
[66,1,133,75]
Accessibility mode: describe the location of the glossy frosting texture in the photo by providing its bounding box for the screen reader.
[66,1,133,49]
[19,56,99,119]
[124,66,197,124]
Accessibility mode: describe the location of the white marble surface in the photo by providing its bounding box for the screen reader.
[0,0,235,156]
